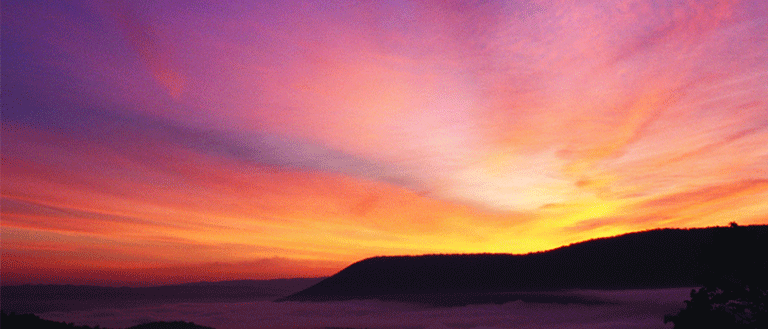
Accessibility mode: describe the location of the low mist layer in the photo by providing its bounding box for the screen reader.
[38,288,690,329]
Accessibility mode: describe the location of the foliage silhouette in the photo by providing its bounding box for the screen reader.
[664,223,768,328]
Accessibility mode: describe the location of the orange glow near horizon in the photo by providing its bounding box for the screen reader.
[2,0,767,286]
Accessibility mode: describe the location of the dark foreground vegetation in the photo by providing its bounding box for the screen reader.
[282,225,768,302]
[0,312,214,329]
[664,223,767,328]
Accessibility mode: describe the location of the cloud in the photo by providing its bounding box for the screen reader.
[0,254,346,287]
[564,180,768,233]
[639,179,768,211]
[100,0,186,98]
[2,0,767,283]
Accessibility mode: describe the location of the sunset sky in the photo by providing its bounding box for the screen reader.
[2,0,767,286]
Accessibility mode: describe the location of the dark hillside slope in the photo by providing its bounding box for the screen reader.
[281,225,768,301]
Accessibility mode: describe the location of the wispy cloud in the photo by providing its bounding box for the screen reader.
[2,0,767,283]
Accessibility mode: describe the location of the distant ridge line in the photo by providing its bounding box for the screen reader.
[1,277,326,314]
[280,225,768,303]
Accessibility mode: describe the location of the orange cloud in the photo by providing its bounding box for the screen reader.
[2,0,766,285]
[101,1,185,99]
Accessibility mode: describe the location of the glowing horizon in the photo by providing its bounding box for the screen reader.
[2,0,767,286]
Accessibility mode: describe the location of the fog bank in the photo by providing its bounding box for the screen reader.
[39,288,690,329]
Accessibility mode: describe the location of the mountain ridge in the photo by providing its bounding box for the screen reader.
[280,225,768,303]
[1,278,326,314]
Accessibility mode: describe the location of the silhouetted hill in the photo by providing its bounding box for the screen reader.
[125,320,214,329]
[1,312,215,329]
[1,278,324,314]
[1,312,100,329]
[281,225,768,303]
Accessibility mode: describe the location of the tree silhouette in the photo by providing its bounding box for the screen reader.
[664,223,768,328]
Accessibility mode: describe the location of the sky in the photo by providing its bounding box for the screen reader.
[2,0,767,286]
